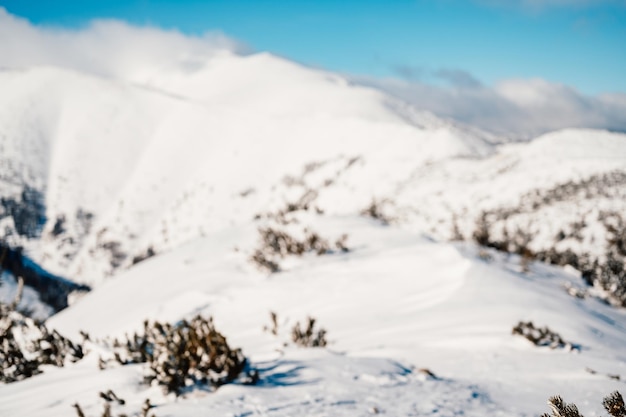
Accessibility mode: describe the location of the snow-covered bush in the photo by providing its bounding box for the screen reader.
[0,279,84,383]
[106,316,254,395]
[540,391,625,417]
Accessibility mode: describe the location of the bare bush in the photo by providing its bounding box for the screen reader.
[130,247,156,266]
[512,321,576,350]
[263,311,279,336]
[73,397,155,417]
[361,198,394,225]
[291,317,328,348]
[250,249,281,273]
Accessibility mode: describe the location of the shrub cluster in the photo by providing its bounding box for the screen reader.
[472,210,626,308]
[250,226,348,273]
[105,316,253,395]
[525,171,626,211]
[512,321,575,350]
[540,391,625,417]
[0,279,83,383]
[466,171,626,308]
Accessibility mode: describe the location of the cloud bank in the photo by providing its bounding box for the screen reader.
[1,8,624,138]
[0,8,247,81]
[359,73,626,138]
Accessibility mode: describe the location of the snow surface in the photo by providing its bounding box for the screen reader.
[0,50,625,416]
[0,54,504,284]
[3,217,626,416]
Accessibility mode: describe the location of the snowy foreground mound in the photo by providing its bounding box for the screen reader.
[2,217,626,416]
[0,50,625,416]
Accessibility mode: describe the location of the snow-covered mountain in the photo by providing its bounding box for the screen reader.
[1,50,625,417]
[0,52,503,285]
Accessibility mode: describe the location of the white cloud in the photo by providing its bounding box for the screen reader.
[0,8,248,81]
[357,75,626,138]
[1,8,624,138]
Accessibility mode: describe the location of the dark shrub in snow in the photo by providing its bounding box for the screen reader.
[512,321,575,351]
[0,279,83,383]
[250,226,348,273]
[291,317,328,348]
[360,198,394,225]
[73,397,155,417]
[106,316,254,395]
[540,391,625,417]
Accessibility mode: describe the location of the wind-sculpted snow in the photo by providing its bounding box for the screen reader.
[13,217,618,416]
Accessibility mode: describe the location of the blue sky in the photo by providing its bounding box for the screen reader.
[2,0,625,94]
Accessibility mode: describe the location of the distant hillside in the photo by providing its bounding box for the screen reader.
[0,54,501,286]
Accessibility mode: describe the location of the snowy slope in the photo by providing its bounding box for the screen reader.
[0,53,501,285]
[2,57,624,288]
[384,129,626,275]
[1,49,626,417]
[2,216,625,416]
